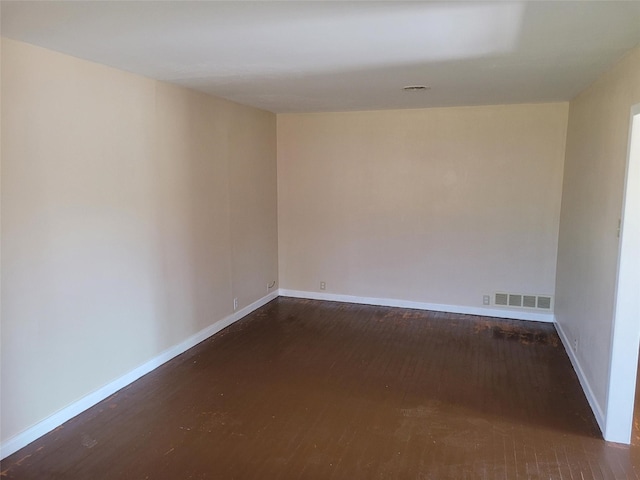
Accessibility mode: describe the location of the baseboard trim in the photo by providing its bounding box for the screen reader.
[0,291,278,460]
[554,320,606,434]
[278,289,555,323]
[0,288,556,459]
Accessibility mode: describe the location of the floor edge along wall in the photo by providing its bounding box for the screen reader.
[279,289,555,323]
[0,291,279,460]
[554,321,606,435]
[3,289,593,460]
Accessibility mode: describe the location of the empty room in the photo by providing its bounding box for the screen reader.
[1,1,640,478]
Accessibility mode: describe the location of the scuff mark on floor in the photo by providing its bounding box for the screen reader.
[81,434,98,448]
[14,454,31,466]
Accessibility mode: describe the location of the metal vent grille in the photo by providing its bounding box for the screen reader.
[508,294,522,307]
[493,292,553,311]
[523,295,537,308]
[537,296,552,309]
[495,293,508,306]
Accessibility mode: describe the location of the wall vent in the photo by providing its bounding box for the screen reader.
[523,295,537,308]
[537,296,552,309]
[493,292,553,311]
[508,294,522,307]
[495,293,508,306]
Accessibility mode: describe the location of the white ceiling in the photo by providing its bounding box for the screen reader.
[2,1,640,113]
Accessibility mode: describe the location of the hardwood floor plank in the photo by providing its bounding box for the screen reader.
[3,297,639,478]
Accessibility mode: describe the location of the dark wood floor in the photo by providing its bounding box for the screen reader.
[3,297,640,479]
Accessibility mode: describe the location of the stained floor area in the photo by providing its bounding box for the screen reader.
[2,297,640,479]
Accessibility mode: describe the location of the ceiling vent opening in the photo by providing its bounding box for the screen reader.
[402,85,431,91]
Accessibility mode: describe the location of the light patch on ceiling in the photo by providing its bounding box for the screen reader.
[162,2,525,82]
[0,1,524,82]
[1,1,639,113]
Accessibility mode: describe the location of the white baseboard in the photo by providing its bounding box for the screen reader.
[554,320,605,434]
[0,291,278,460]
[0,288,558,460]
[278,289,555,323]
[282,289,607,434]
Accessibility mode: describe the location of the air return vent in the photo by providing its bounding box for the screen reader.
[495,293,508,306]
[537,296,552,309]
[494,292,553,311]
[508,294,522,307]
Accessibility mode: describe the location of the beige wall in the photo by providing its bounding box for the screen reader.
[278,104,568,308]
[0,38,278,443]
[5,27,636,451]
[555,46,640,415]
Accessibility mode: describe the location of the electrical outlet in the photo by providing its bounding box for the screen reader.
[483,295,490,305]
[573,338,578,352]
[320,282,326,290]
[233,298,238,311]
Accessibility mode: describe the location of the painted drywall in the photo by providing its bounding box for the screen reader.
[555,46,640,433]
[278,104,568,310]
[0,38,277,444]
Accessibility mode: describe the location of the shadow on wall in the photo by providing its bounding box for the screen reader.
[1,38,277,446]
[150,84,234,352]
